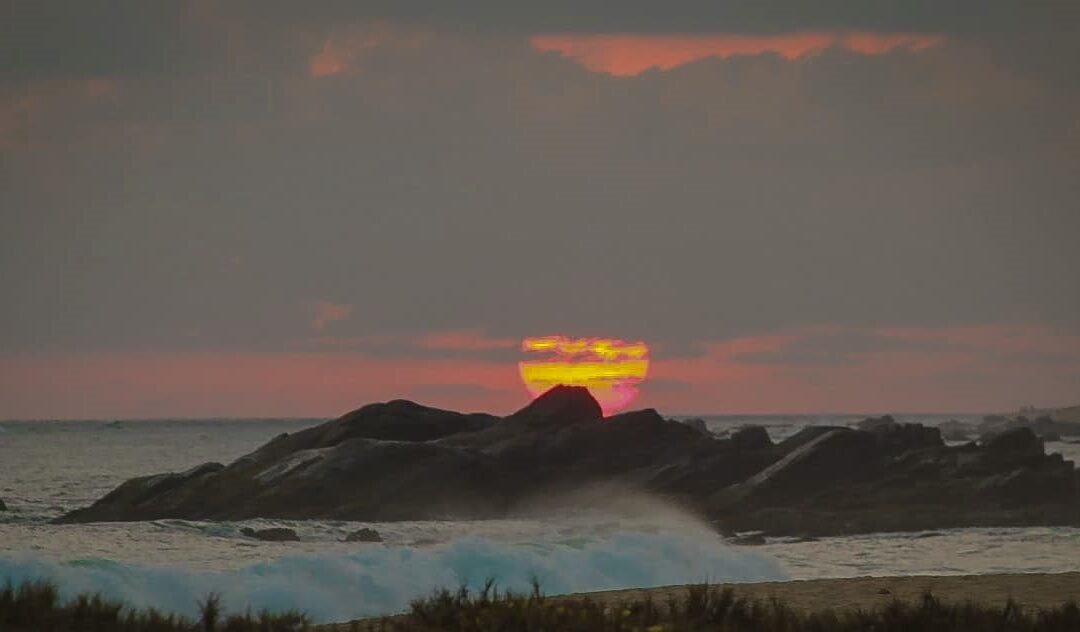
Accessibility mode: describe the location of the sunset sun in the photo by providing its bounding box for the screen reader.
[518,336,649,415]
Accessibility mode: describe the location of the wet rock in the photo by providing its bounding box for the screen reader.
[344,527,383,543]
[240,527,299,542]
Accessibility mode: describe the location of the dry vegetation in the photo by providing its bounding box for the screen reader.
[5,578,1080,631]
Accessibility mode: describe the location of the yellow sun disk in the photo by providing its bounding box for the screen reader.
[518,360,649,391]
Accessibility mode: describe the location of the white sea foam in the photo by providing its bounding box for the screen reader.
[0,531,784,623]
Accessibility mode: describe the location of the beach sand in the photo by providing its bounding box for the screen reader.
[320,572,1080,630]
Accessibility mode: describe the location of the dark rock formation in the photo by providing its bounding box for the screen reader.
[56,387,1080,536]
[240,527,299,542]
[977,413,1080,442]
[0,498,7,511]
[344,527,383,543]
[730,426,771,451]
[680,417,709,435]
[938,419,972,442]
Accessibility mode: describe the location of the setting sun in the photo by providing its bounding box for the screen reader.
[519,336,649,415]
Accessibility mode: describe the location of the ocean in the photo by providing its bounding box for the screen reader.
[2,415,1078,623]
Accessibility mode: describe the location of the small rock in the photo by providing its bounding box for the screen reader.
[240,527,300,542]
[728,533,767,546]
[344,527,383,543]
[0,498,7,511]
[878,588,891,595]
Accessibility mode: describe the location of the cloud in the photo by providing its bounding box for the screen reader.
[303,330,518,361]
[2,324,1076,419]
[0,6,1077,417]
[531,32,943,76]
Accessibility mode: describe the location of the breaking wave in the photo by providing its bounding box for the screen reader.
[0,531,785,623]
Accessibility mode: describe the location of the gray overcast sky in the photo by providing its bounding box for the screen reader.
[1,2,1078,417]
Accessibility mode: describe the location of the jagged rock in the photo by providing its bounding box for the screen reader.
[240,527,299,542]
[344,527,383,543]
[714,429,881,509]
[55,386,1080,536]
[982,427,1044,462]
[730,426,771,451]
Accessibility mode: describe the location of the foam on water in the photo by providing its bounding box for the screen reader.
[0,531,784,623]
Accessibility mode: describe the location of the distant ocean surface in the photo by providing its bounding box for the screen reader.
[2,415,1079,623]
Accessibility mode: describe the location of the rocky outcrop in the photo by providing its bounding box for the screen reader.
[978,413,1080,442]
[938,419,972,442]
[344,527,383,543]
[730,426,771,451]
[680,418,710,435]
[56,387,1080,536]
[240,527,299,542]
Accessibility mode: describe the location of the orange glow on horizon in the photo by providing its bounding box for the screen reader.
[530,32,944,76]
[519,336,649,415]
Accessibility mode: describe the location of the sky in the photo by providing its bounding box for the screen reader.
[1,2,1078,419]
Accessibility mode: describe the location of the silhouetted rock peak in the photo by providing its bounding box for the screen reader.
[731,426,772,450]
[506,385,603,424]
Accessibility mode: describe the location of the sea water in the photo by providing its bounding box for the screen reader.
[1,417,1078,622]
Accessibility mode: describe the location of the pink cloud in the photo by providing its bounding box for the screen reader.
[530,32,944,76]
[0,324,1076,420]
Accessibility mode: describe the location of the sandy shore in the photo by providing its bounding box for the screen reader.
[319,572,1080,630]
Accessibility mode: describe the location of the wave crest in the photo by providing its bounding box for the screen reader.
[0,531,784,623]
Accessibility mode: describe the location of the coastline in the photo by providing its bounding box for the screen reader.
[319,572,1080,630]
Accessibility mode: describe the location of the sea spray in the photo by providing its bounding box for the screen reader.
[0,531,785,623]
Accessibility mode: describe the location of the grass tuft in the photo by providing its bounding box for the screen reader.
[0,580,309,631]
[393,582,1080,631]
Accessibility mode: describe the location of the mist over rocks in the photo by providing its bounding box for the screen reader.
[56,387,1080,536]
